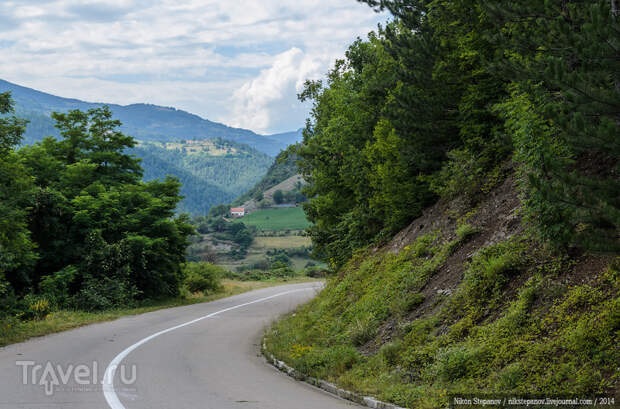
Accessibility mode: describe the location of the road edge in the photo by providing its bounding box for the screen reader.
[262,342,408,409]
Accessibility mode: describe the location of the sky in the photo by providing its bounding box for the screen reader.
[0,0,388,134]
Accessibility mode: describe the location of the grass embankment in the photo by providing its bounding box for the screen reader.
[0,277,317,348]
[264,230,619,408]
[242,207,311,231]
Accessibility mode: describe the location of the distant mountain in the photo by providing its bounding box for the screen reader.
[0,79,303,156]
[132,139,272,214]
[133,139,273,214]
[267,129,304,147]
[233,149,302,208]
[0,79,300,214]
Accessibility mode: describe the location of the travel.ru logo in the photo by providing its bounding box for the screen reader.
[16,360,137,396]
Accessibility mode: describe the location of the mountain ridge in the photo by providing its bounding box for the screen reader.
[0,78,302,156]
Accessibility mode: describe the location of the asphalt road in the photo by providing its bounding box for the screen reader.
[0,283,361,409]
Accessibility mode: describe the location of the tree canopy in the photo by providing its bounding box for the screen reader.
[297,0,619,267]
[1,102,194,313]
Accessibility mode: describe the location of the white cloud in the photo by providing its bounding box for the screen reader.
[229,48,323,132]
[0,0,388,133]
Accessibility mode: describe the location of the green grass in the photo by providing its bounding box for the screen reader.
[0,278,319,348]
[242,207,311,231]
[264,233,619,409]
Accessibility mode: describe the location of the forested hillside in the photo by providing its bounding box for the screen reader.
[0,79,302,156]
[265,1,619,407]
[132,140,272,214]
[234,148,300,206]
[0,79,299,214]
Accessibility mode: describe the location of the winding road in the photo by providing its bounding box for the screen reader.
[0,283,360,409]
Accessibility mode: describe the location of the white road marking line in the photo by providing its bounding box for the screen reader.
[103,287,316,409]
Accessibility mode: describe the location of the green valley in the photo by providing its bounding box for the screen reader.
[132,139,273,214]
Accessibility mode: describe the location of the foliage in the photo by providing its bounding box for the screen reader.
[296,0,618,266]
[273,189,284,204]
[1,100,195,316]
[295,3,509,267]
[133,139,272,214]
[0,92,37,288]
[265,231,619,408]
[264,1,618,406]
[233,148,301,205]
[488,0,619,250]
[183,262,223,294]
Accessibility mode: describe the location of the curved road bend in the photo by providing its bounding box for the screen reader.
[0,283,361,409]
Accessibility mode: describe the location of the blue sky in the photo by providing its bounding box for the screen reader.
[0,0,387,134]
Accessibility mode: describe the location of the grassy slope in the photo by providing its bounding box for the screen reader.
[0,278,317,348]
[242,207,311,231]
[264,176,619,408]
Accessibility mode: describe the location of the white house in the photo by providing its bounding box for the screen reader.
[230,207,245,217]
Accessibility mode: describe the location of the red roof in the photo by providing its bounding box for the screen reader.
[230,207,245,212]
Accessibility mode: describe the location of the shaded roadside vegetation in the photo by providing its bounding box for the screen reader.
[1,99,193,316]
[0,274,315,348]
[1,97,264,341]
[266,1,618,407]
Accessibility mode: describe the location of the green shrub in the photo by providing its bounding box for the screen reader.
[455,222,480,243]
[184,262,224,294]
[448,239,527,319]
[433,344,483,382]
[425,149,507,205]
[303,266,326,278]
[22,294,52,320]
[0,274,21,320]
[380,341,402,366]
[349,316,378,346]
[72,277,140,311]
[393,292,424,316]
[39,266,77,308]
[270,262,296,278]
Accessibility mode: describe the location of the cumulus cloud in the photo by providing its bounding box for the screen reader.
[228,48,323,132]
[0,0,387,133]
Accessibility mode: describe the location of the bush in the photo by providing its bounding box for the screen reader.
[433,344,483,382]
[39,266,77,308]
[303,266,326,278]
[273,189,284,204]
[184,262,224,294]
[24,296,51,320]
[72,276,140,311]
[425,149,508,205]
[0,274,21,320]
[455,222,480,243]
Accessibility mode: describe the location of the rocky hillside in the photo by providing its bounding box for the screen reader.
[264,167,618,408]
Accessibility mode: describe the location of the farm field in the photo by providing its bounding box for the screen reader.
[253,236,311,249]
[242,207,311,231]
